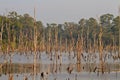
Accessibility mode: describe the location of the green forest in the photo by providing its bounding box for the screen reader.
[0,11,119,54]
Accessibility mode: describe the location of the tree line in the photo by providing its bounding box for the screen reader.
[0,11,119,54]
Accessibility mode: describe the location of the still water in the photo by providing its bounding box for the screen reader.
[0,52,120,80]
[0,72,120,80]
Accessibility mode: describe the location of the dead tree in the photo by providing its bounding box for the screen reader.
[59,35,62,72]
[54,27,58,73]
[76,34,82,72]
[119,7,120,58]
[33,7,37,80]
[98,21,104,74]
[0,20,3,52]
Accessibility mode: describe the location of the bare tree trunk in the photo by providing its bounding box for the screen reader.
[0,20,3,52]
[59,35,62,72]
[55,28,58,73]
[98,24,104,74]
[33,7,37,80]
[119,7,120,58]
[49,28,51,58]
[76,34,82,72]
[86,25,89,53]
[0,64,2,75]
[65,38,68,53]
[93,34,96,53]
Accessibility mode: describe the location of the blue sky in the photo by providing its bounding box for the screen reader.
[0,0,119,25]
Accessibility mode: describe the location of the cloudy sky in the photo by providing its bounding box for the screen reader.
[0,0,119,24]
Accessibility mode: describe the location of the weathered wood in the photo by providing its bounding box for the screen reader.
[98,18,104,74]
[33,7,37,80]
[76,34,82,72]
